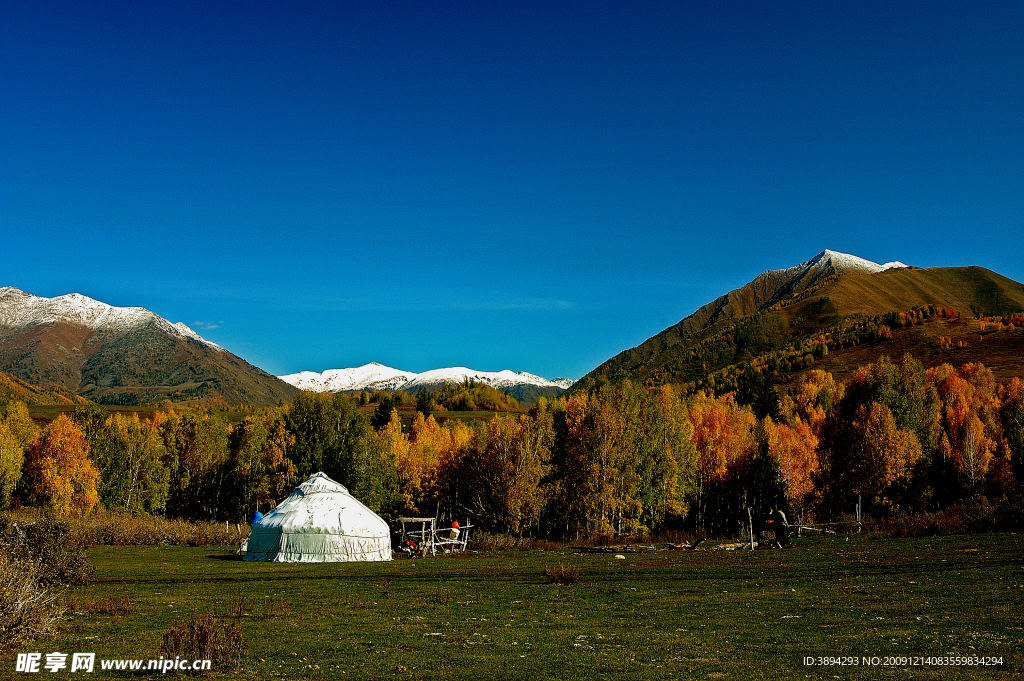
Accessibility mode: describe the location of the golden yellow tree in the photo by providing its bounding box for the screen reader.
[0,401,38,510]
[689,392,755,489]
[475,413,551,534]
[930,365,996,490]
[851,402,922,506]
[398,412,442,515]
[789,369,837,434]
[0,422,23,510]
[23,414,100,516]
[764,417,818,511]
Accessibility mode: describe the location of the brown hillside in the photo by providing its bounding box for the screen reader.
[577,261,1024,391]
[0,318,296,407]
[782,266,1024,335]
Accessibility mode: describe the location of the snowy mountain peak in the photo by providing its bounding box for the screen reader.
[278,363,575,396]
[803,250,909,274]
[0,287,221,350]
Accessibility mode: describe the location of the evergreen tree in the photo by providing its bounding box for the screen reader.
[370,395,396,431]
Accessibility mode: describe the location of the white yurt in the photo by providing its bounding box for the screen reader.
[244,472,392,562]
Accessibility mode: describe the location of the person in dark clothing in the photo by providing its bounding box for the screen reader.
[765,507,790,548]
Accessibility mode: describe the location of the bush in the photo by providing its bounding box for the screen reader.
[0,553,64,653]
[0,514,94,587]
[993,493,1024,532]
[160,613,245,674]
[64,593,135,616]
[543,563,581,586]
[863,498,1000,538]
[471,531,566,551]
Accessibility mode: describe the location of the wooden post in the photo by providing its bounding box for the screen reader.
[747,507,755,550]
[857,496,862,534]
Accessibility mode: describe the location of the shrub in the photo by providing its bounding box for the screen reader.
[543,563,581,586]
[863,498,1001,538]
[0,514,94,587]
[993,493,1024,532]
[471,531,566,551]
[65,593,135,616]
[0,553,64,653]
[160,613,245,674]
[68,513,245,547]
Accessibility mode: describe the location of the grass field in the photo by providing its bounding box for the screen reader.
[26,404,165,423]
[11,533,1021,679]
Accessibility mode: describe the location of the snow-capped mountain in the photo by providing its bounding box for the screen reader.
[657,249,912,336]
[279,362,574,403]
[0,287,221,349]
[580,248,1024,388]
[0,287,295,406]
[280,363,419,393]
[791,249,907,277]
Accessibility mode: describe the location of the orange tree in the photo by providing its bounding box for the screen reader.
[21,414,100,516]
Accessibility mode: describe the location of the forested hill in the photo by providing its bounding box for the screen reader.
[0,370,86,406]
[575,255,1024,393]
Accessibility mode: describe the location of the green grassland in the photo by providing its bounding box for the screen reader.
[20,533,1023,680]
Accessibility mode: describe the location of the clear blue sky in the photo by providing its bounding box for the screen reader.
[3,1,1022,380]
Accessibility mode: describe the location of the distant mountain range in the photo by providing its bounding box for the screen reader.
[0,287,572,407]
[279,363,574,406]
[577,249,1024,389]
[5,249,1023,408]
[0,287,296,406]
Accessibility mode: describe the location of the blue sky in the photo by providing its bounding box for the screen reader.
[3,1,1022,380]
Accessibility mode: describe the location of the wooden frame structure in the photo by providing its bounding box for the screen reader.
[396,517,472,556]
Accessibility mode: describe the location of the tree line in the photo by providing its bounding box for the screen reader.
[1,355,1022,538]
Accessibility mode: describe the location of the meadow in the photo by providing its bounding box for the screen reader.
[21,532,1023,680]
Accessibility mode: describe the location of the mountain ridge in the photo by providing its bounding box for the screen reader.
[578,250,1024,390]
[0,287,296,406]
[279,362,574,406]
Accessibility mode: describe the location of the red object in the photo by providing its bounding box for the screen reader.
[452,521,460,529]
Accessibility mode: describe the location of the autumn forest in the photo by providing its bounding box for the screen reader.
[2,352,1022,539]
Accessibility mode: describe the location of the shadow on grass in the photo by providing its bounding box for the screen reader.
[207,554,244,561]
